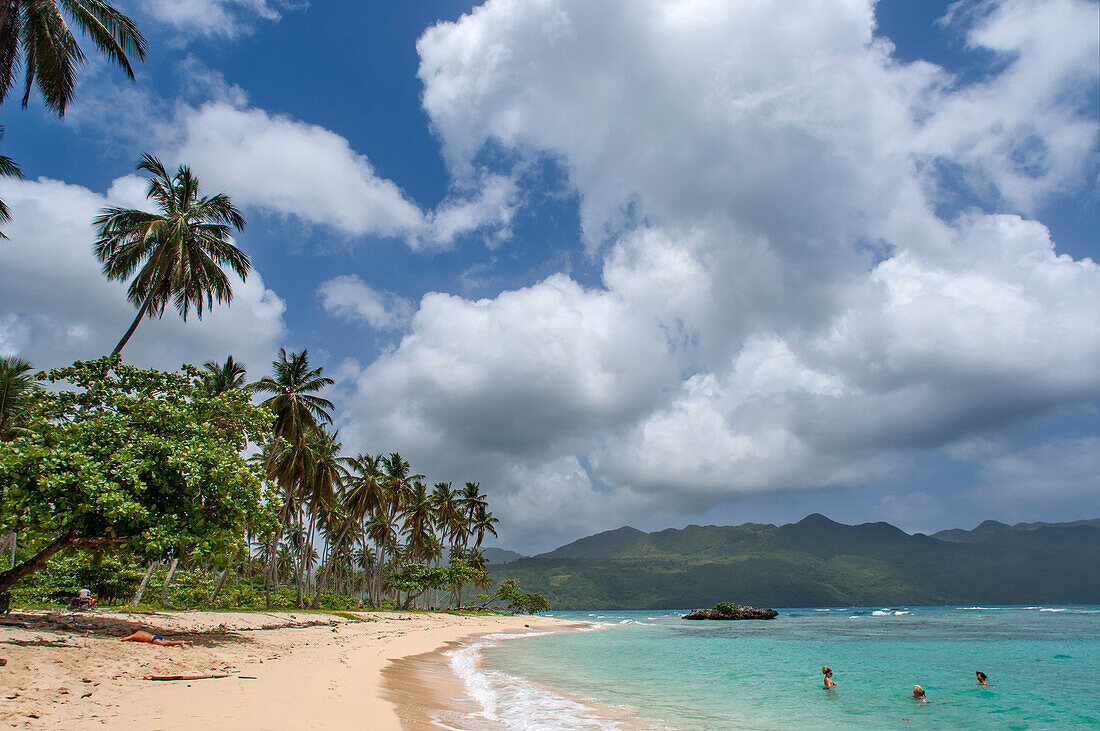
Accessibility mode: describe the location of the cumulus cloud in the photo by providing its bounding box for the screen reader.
[321,0,1100,549]
[318,276,413,331]
[0,176,286,372]
[67,57,522,251]
[135,0,307,40]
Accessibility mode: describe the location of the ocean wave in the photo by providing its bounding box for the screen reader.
[446,636,627,730]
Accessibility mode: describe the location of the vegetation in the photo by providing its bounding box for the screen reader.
[0,126,23,238]
[0,0,146,117]
[0,358,274,592]
[94,155,252,356]
[712,602,738,615]
[494,515,1100,609]
[491,578,551,614]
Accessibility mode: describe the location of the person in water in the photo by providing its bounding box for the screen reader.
[976,671,989,686]
[121,630,192,648]
[822,666,836,688]
[912,685,926,700]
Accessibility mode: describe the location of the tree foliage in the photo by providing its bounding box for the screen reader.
[0,357,276,591]
[494,578,551,614]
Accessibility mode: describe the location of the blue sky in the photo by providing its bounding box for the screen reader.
[0,0,1097,552]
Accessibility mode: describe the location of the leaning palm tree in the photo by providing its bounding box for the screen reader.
[0,126,23,239]
[202,355,248,396]
[0,0,146,117]
[94,155,250,356]
[0,355,35,441]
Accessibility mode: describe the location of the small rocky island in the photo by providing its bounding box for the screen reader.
[683,602,778,620]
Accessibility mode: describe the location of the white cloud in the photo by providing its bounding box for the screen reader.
[318,275,413,331]
[67,57,522,252]
[135,0,307,40]
[0,176,286,372]
[324,0,1100,548]
[172,101,426,240]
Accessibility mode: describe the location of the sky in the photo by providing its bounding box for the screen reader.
[0,0,1097,554]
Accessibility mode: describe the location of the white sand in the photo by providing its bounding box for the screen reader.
[0,609,571,729]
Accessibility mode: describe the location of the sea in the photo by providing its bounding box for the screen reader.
[438,606,1100,729]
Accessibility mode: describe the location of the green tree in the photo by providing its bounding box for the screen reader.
[93,155,250,356]
[0,0,146,117]
[494,578,551,614]
[0,355,35,441]
[0,126,23,239]
[471,504,499,548]
[0,357,275,592]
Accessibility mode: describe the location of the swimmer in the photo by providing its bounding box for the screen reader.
[822,666,836,688]
[121,630,192,648]
[912,685,926,700]
[976,671,989,686]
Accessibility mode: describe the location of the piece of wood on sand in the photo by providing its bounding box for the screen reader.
[144,672,230,681]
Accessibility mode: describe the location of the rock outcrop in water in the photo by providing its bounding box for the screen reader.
[682,606,778,620]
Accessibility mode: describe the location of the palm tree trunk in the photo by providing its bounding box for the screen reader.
[209,566,230,603]
[111,292,154,356]
[159,558,179,608]
[130,560,158,607]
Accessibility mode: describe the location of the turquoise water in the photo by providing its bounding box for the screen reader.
[472,607,1100,729]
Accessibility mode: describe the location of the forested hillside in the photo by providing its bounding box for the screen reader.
[490,515,1100,609]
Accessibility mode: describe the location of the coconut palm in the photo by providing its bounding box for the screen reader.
[0,355,34,441]
[430,481,464,552]
[0,0,146,117]
[0,126,23,239]
[402,481,435,562]
[252,349,334,447]
[202,355,247,396]
[94,155,250,356]
[471,504,499,548]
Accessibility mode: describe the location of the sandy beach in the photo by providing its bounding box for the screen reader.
[0,609,572,729]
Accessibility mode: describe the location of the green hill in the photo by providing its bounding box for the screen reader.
[491,515,1100,609]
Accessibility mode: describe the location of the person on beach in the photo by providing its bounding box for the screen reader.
[976,671,989,686]
[121,630,192,648]
[912,685,926,701]
[822,666,836,688]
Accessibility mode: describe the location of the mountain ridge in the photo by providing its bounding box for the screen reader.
[489,515,1100,609]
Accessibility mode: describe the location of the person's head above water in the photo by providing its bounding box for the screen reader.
[913,685,925,699]
[976,671,988,685]
[822,666,832,676]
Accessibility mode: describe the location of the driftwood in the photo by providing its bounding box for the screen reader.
[144,672,229,681]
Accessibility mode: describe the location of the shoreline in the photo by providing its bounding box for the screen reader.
[0,608,574,729]
[384,624,661,731]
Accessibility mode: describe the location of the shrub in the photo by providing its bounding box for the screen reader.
[712,602,739,615]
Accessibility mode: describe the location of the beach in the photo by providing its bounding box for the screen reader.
[0,609,571,729]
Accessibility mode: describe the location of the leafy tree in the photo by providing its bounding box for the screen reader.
[494,578,551,614]
[252,349,334,447]
[93,155,250,356]
[0,357,276,592]
[0,126,23,238]
[0,0,146,117]
[0,355,35,441]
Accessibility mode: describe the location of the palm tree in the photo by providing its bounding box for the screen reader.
[252,349,334,447]
[430,482,464,554]
[0,126,23,239]
[0,0,146,117]
[0,355,35,441]
[93,154,250,356]
[471,504,499,548]
[202,355,247,396]
[460,482,487,549]
[402,481,435,563]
